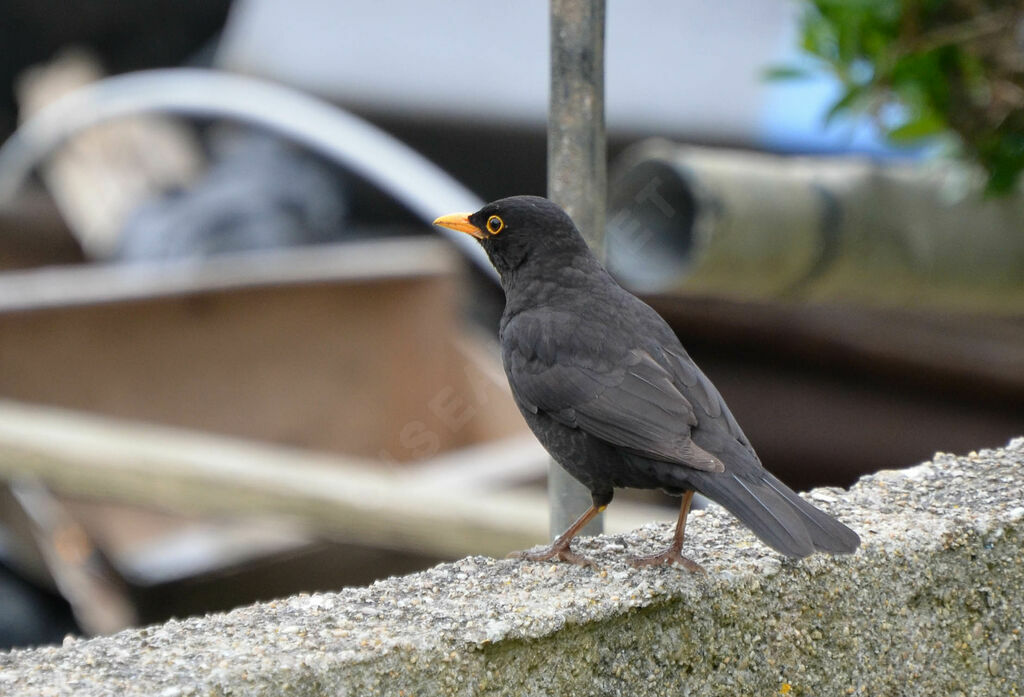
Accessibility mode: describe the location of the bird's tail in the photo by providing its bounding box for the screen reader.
[690,468,860,558]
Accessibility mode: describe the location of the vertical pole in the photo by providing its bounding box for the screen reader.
[548,0,606,540]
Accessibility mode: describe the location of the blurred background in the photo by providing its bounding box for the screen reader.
[0,0,1021,649]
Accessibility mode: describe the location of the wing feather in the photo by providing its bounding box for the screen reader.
[504,312,724,472]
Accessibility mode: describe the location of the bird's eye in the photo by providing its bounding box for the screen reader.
[486,215,504,234]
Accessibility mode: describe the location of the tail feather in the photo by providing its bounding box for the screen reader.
[759,472,860,554]
[691,469,860,558]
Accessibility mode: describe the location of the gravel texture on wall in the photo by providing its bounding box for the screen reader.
[2,438,1023,696]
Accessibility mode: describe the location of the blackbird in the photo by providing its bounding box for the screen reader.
[435,195,859,570]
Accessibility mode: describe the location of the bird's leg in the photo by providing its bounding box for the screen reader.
[509,504,604,568]
[629,490,704,573]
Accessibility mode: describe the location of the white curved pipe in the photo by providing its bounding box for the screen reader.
[0,68,494,279]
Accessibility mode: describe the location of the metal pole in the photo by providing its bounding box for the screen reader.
[547,0,606,540]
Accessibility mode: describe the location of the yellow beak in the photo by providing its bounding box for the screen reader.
[433,212,485,239]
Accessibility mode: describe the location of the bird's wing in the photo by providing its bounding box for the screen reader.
[660,344,755,451]
[504,312,724,472]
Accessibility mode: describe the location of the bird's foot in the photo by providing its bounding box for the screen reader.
[509,544,597,568]
[628,547,704,573]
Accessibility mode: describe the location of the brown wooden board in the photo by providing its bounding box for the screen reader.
[0,240,524,461]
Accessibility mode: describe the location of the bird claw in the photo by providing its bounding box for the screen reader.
[508,544,598,568]
[628,548,704,573]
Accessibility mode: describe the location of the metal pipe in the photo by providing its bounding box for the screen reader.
[547,0,606,539]
[607,140,1024,314]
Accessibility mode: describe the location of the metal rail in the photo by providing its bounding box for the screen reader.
[547,0,607,539]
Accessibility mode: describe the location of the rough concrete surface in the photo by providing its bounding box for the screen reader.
[2,439,1023,696]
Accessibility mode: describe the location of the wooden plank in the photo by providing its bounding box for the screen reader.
[0,238,455,312]
[0,240,523,461]
[0,189,84,270]
[0,400,667,560]
[646,293,1024,397]
[404,434,549,490]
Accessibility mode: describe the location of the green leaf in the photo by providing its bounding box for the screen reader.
[762,65,813,81]
[984,165,1021,196]
[786,0,1024,196]
[801,12,837,60]
[886,114,946,142]
[824,84,869,125]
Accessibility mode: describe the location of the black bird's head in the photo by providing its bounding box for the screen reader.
[434,196,593,281]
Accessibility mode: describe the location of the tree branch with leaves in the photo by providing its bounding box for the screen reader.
[775,0,1024,194]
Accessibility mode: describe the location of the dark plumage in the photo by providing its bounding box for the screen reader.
[435,195,859,569]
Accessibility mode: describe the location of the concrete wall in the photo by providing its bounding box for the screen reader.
[2,439,1022,696]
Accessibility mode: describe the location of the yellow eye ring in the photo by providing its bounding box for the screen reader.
[486,215,504,234]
